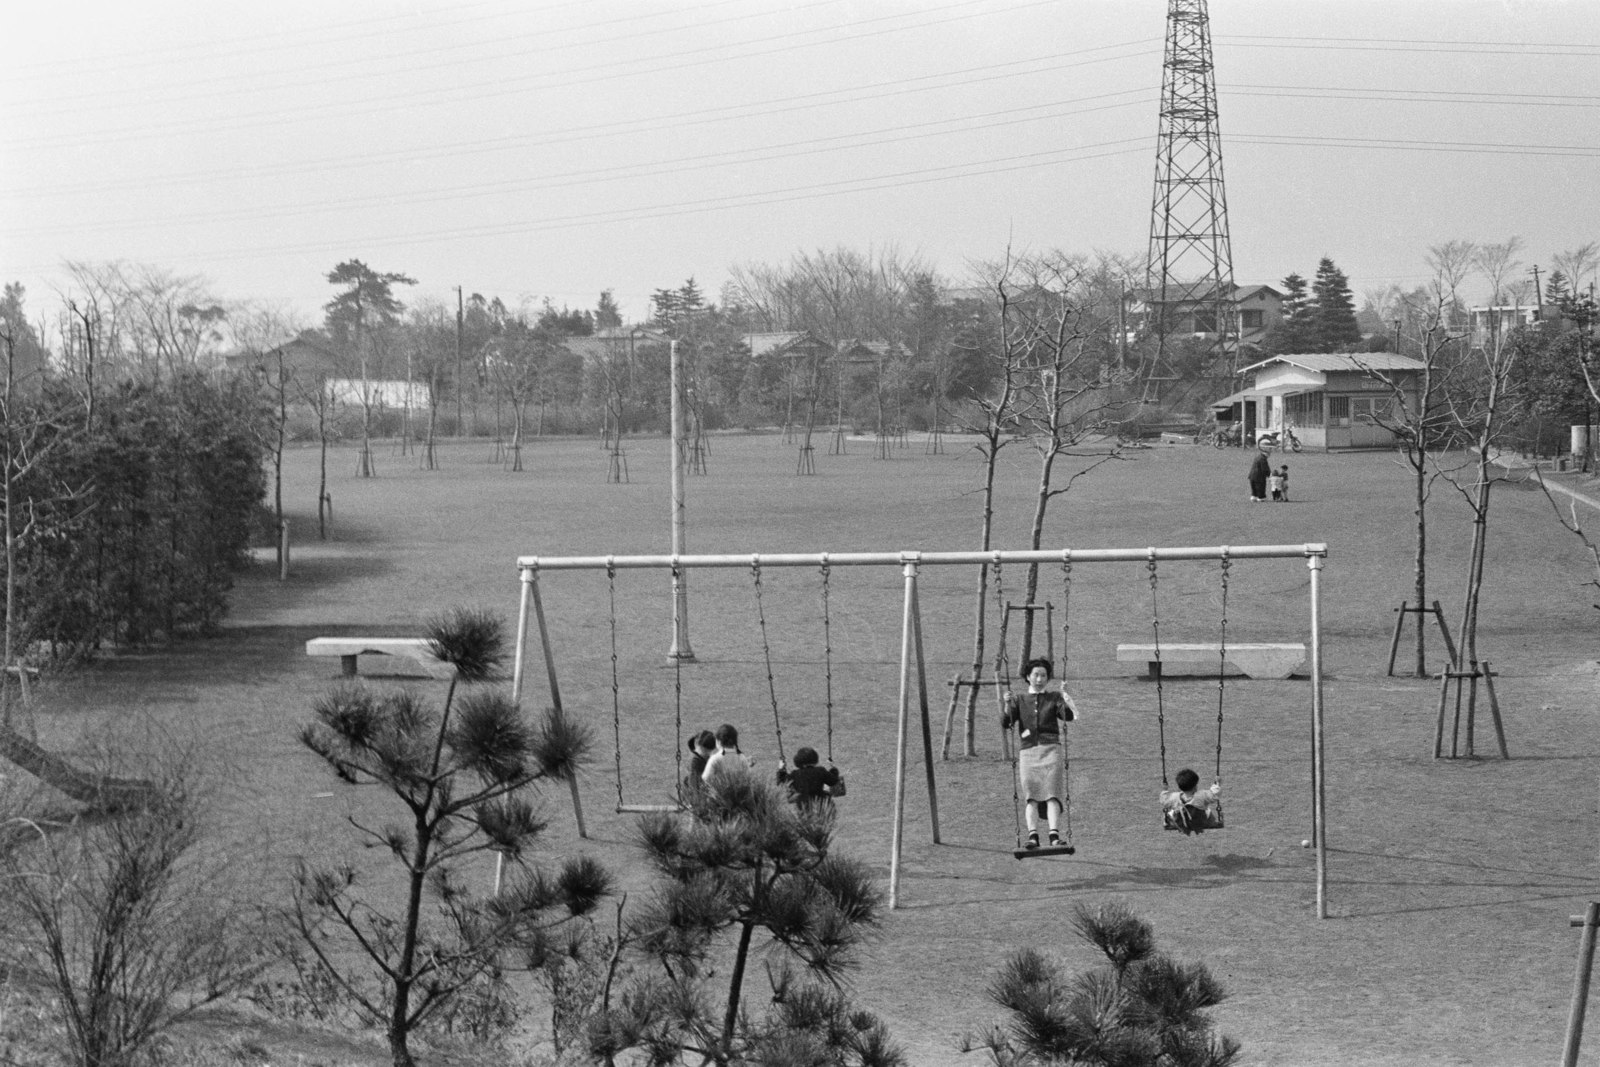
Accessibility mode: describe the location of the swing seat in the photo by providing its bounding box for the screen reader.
[1013,844,1076,860]
[1162,800,1225,834]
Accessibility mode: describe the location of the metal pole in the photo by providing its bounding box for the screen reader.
[889,555,918,909]
[1308,553,1328,919]
[1564,901,1600,1066]
[520,544,1330,572]
[511,570,532,705]
[910,566,941,843]
[668,338,695,661]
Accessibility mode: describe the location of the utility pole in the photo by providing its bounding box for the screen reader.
[1530,265,1544,307]
[1147,0,1236,379]
[454,286,463,437]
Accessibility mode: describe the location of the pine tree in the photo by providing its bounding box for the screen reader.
[296,608,609,1067]
[588,766,905,1066]
[973,901,1241,1067]
[1311,257,1362,351]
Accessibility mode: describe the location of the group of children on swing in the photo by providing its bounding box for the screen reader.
[1003,656,1223,849]
[683,723,845,808]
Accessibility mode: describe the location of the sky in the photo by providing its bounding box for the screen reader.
[4,0,1599,334]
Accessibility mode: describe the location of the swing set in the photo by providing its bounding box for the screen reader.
[509,543,1333,917]
[598,557,844,815]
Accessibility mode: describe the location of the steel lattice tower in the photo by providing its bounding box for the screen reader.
[1147,0,1236,375]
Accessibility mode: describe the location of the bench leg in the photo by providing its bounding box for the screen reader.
[340,654,359,677]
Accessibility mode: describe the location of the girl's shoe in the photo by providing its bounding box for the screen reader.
[1025,832,1039,850]
[1048,831,1061,846]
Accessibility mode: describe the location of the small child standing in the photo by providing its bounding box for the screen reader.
[1268,466,1284,502]
[776,746,843,808]
[1277,464,1289,502]
[1160,768,1223,835]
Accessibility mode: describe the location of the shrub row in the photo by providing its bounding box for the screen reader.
[5,372,268,658]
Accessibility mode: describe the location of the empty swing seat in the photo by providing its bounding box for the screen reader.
[1117,642,1307,679]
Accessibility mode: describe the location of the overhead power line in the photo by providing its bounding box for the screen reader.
[5,0,845,113]
[7,92,1156,239]
[5,41,1156,165]
[6,0,1065,135]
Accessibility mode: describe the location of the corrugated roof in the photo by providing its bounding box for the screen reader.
[1239,352,1428,375]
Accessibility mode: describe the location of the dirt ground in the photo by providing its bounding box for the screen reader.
[19,433,1600,1065]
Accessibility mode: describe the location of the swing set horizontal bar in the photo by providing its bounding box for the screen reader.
[617,804,684,814]
[518,544,1329,572]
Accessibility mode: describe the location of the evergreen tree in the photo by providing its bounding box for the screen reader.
[296,609,609,1067]
[595,289,623,329]
[972,902,1241,1067]
[588,766,904,1066]
[1267,273,1316,354]
[1311,257,1362,351]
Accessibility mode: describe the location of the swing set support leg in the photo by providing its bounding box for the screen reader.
[889,555,940,910]
[513,568,589,839]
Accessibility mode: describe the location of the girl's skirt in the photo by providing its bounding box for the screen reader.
[1017,742,1065,803]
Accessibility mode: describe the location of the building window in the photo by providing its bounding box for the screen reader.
[1241,309,1264,330]
[1286,390,1323,427]
[1327,395,1350,426]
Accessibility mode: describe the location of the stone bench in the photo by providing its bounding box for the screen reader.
[305,637,453,679]
[1116,642,1308,680]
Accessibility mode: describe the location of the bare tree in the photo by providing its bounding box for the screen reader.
[230,305,302,567]
[3,751,269,1067]
[1474,237,1525,306]
[1552,242,1599,299]
[1360,242,1474,675]
[1429,241,1529,758]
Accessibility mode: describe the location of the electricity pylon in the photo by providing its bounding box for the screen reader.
[1146,0,1237,385]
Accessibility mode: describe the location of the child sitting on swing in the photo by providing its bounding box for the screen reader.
[1161,768,1223,834]
[702,723,755,794]
[683,730,716,799]
[776,746,843,808]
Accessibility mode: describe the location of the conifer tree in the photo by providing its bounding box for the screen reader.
[587,766,904,1066]
[971,901,1240,1066]
[1311,257,1362,351]
[1268,272,1316,354]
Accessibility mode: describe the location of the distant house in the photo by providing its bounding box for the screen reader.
[1211,352,1428,450]
[1125,283,1284,353]
[1467,304,1560,351]
[561,326,670,364]
[225,332,429,409]
[744,331,831,360]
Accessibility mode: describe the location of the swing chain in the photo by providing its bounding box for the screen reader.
[820,555,835,765]
[751,557,786,764]
[1148,553,1169,789]
[672,561,685,806]
[607,559,624,808]
[1215,552,1230,785]
[1060,550,1073,845]
[994,554,1025,850]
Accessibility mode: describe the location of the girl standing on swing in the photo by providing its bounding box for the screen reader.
[1002,658,1079,849]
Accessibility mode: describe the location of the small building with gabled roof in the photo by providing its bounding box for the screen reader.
[1211,352,1428,450]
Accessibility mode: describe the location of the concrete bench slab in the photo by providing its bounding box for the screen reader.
[305,637,453,679]
[1116,642,1307,680]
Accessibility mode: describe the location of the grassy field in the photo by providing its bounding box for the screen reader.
[18,431,1600,1065]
